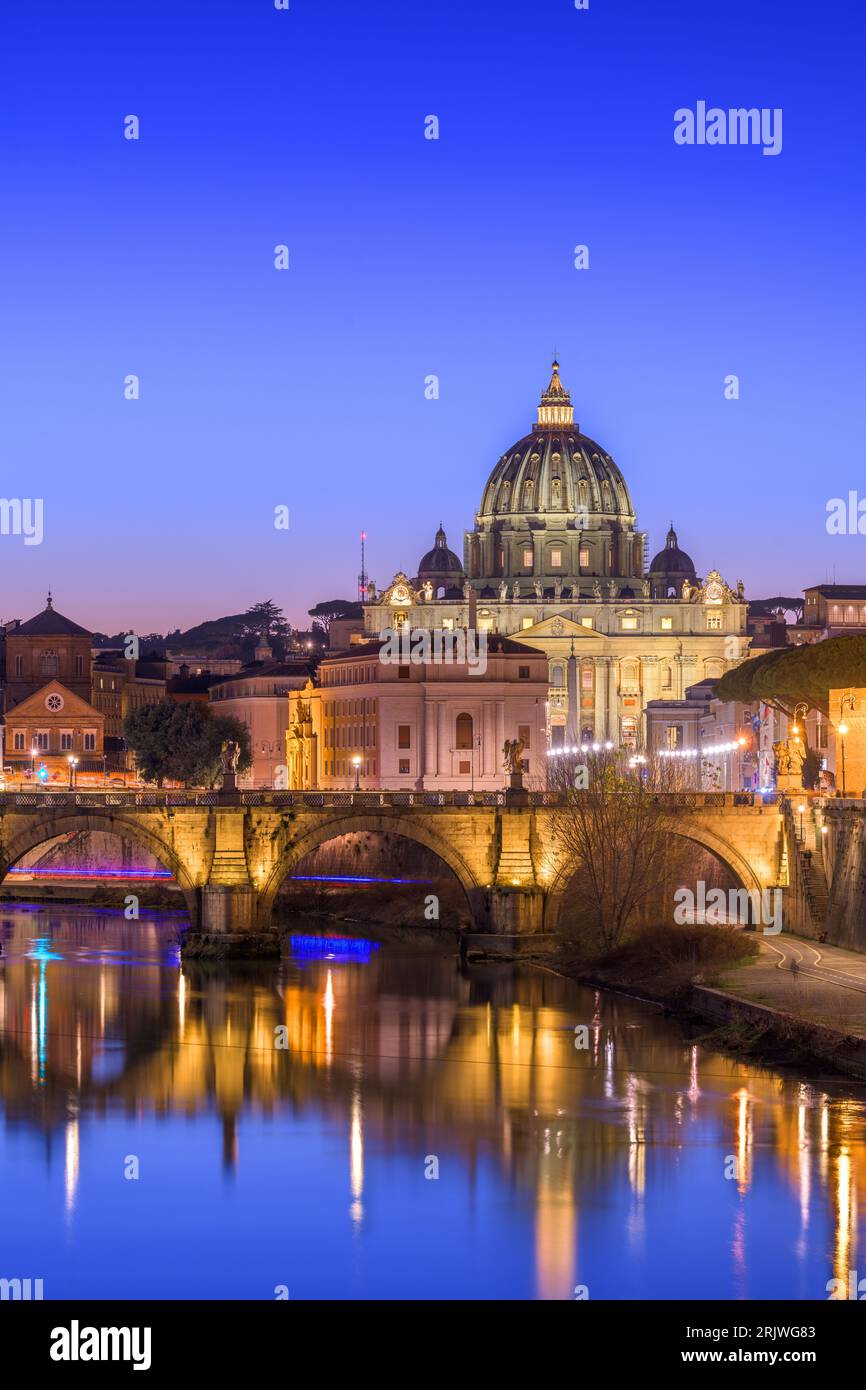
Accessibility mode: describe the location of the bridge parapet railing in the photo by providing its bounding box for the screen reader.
[0,788,773,812]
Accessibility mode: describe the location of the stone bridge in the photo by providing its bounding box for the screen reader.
[0,788,784,944]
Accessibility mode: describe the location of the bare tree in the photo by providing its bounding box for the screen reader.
[546,749,691,950]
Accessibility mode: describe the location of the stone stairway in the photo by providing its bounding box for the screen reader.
[495,814,535,887]
[209,849,251,887]
[800,849,830,930]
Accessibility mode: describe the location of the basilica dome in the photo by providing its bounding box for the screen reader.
[477,362,635,523]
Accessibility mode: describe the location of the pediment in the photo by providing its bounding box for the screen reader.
[517,615,601,641]
[7,680,101,720]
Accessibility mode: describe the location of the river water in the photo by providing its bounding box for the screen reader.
[0,903,864,1301]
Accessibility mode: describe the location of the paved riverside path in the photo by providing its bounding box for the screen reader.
[714,934,866,1037]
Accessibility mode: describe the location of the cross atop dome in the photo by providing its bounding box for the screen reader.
[535,358,575,430]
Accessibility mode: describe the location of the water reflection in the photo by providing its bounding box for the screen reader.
[0,905,865,1300]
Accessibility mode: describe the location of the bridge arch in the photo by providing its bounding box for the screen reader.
[543,819,766,935]
[0,811,201,924]
[261,812,483,926]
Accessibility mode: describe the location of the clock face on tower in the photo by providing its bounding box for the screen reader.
[705,578,723,604]
[45,692,64,711]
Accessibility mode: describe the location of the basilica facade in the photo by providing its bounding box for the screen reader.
[362,362,748,750]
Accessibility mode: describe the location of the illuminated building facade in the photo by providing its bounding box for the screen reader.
[361,363,749,750]
[287,637,548,791]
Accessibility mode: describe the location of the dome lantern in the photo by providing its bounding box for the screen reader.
[535,359,575,431]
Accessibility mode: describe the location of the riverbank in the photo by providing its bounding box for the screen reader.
[548,925,866,1083]
[0,881,184,910]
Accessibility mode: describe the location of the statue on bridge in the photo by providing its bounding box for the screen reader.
[220,739,241,793]
[502,737,526,776]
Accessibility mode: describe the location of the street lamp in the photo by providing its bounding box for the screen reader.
[351,755,361,791]
[838,691,856,798]
[838,722,849,797]
[67,755,79,789]
[798,802,805,842]
[30,744,38,781]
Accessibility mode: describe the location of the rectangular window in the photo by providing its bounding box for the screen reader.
[397,725,411,749]
[621,617,638,630]
[442,617,454,631]
[83,731,96,751]
[398,665,410,679]
[579,548,589,568]
[399,759,410,775]
[666,725,682,750]
[550,549,562,568]
[660,616,673,630]
[15,655,23,677]
[522,617,534,630]
[13,732,25,751]
[459,760,470,775]
[581,667,593,689]
[518,665,530,679]
[706,613,722,630]
[580,617,593,629]
[517,724,530,749]
[522,548,533,568]
[60,731,73,750]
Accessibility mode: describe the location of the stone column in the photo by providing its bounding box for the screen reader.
[495,700,505,772]
[483,701,495,775]
[533,531,544,582]
[593,658,607,741]
[425,699,438,783]
[607,659,618,743]
[437,703,449,779]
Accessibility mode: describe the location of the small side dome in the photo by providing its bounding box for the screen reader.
[417,524,464,589]
[649,524,697,597]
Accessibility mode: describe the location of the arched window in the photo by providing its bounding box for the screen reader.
[620,661,639,692]
[40,649,58,676]
[455,712,474,750]
[551,663,564,687]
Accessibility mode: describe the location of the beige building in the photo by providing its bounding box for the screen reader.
[210,660,313,787]
[287,636,549,791]
[91,652,170,767]
[4,680,106,785]
[361,363,749,750]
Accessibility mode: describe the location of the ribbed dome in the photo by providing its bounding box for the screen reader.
[649,524,696,577]
[477,362,635,523]
[417,525,464,582]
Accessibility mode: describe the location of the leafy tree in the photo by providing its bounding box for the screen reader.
[714,635,866,790]
[124,700,251,788]
[242,600,290,641]
[307,599,362,636]
[715,635,866,718]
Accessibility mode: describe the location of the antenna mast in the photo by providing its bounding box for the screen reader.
[358,531,368,601]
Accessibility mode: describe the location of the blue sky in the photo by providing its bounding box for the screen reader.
[1,0,863,631]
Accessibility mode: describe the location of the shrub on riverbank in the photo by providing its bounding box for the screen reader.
[557,922,757,1003]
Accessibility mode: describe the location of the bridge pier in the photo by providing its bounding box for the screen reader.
[183,887,280,960]
[487,887,545,935]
